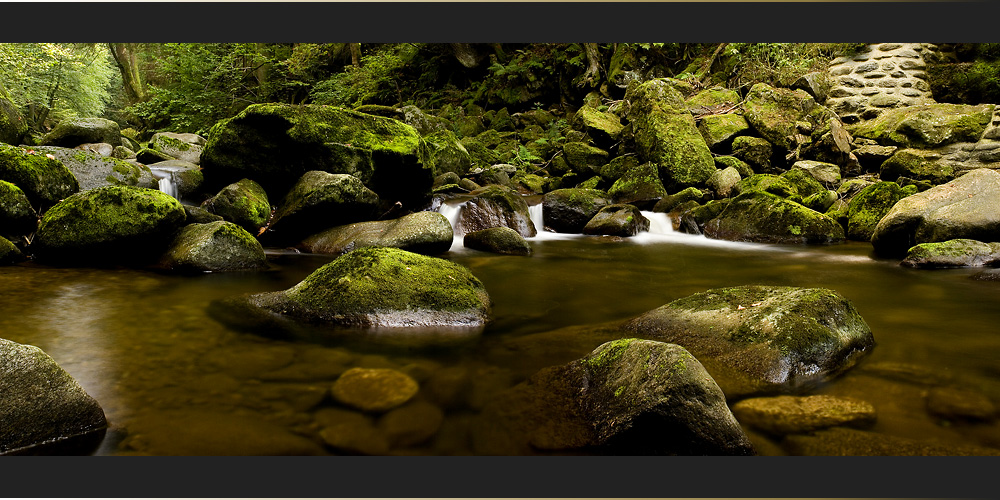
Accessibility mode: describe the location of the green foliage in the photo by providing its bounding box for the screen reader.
[720,43,855,91]
[469,44,600,108]
[928,44,1000,105]
[310,44,420,107]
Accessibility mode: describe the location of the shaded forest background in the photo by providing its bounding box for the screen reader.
[2,42,999,141]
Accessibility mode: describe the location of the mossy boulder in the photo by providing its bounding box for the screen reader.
[791,160,841,189]
[400,105,450,136]
[424,130,472,177]
[846,181,908,241]
[901,239,1000,269]
[0,180,38,237]
[150,132,204,165]
[743,83,831,152]
[512,172,546,194]
[677,199,731,235]
[779,168,827,200]
[147,160,204,199]
[707,167,741,198]
[0,235,24,265]
[731,136,775,174]
[608,162,667,209]
[652,187,705,213]
[715,155,754,178]
[475,165,517,189]
[159,221,268,273]
[299,211,454,256]
[474,339,755,455]
[136,148,175,165]
[456,185,536,237]
[731,395,876,436]
[201,178,271,234]
[599,155,639,185]
[872,168,1000,257]
[850,103,993,149]
[0,143,79,208]
[541,188,610,233]
[183,205,223,224]
[697,113,750,152]
[39,117,122,148]
[0,96,28,146]
[583,204,649,237]
[687,86,741,109]
[704,191,845,245]
[200,103,434,209]
[0,338,107,454]
[464,226,531,255]
[264,171,379,245]
[571,105,623,147]
[623,285,874,398]
[33,146,156,191]
[33,186,186,265]
[562,142,608,176]
[625,79,715,191]
[458,136,499,170]
[218,246,491,330]
[736,174,798,199]
[879,149,954,185]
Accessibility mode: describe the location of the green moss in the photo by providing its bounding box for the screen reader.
[0,143,79,207]
[846,181,906,241]
[203,178,271,232]
[584,338,637,370]
[608,162,667,204]
[156,135,192,152]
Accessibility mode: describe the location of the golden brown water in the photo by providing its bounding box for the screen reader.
[4,232,1000,455]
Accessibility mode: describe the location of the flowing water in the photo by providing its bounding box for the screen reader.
[5,198,1000,455]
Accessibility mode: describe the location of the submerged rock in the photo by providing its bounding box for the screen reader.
[901,239,1000,268]
[622,285,874,398]
[582,204,649,237]
[1,338,107,455]
[731,395,877,436]
[0,143,79,208]
[265,170,379,245]
[783,426,1000,456]
[703,191,845,245]
[457,185,536,237]
[464,226,531,255]
[542,188,610,233]
[331,367,419,412]
[159,221,268,273]
[33,146,156,191]
[299,211,454,256]
[201,178,271,234]
[39,117,122,148]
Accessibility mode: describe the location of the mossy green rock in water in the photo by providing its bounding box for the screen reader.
[608,162,667,208]
[901,239,1000,269]
[0,180,37,237]
[0,338,107,454]
[541,188,610,233]
[33,146,156,191]
[704,191,845,244]
[34,186,186,265]
[872,168,1000,257]
[743,83,831,152]
[464,226,531,255]
[0,143,79,208]
[850,103,993,149]
[265,171,379,245]
[225,247,491,329]
[846,181,908,242]
[201,178,271,234]
[159,221,268,273]
[0,96,28,146]
[457,185,536,237]
[623,285,874,398]
[39,117,122,148]
[879,149,954,186]
[299,211,453,256]
[150,132,204,165]
[0,235,24,265]
[583,204,649,237]
[625,79,715,191]
[201,104,433,208]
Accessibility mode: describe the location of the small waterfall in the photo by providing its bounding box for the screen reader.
[642,211,674,235]
[150,167,181,200]
[529,203,544,234]
[437,200,468,252]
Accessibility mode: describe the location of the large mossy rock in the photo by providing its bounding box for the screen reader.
[457,185,536,237]
[582,204,649,237]
[150,132,204,165]
[0,235,24,265]
[33,186,186,265]
[200,103,434,208]
[871,168,1000,257]
[1,338,107,455]
[299,211,454,256]
[731,136,775,174]
[217,246,491,329]
[703,191,845,244]
[743,83,831,153]
[464,226,531,255]
[623,285,874,398]
[201,178,271,234]
[33,146,156,191]
[0,180,38,237]
[541,188,610,233]
[424,130,472,177]
[0,143,79,208]
[0,96,28,146]
[846,181,908,242]
[571,105,623,147]
[159,221,268,273]
[851,103,993,149]
[879,149,954,185]
[563,142,608,176]
[147,160,204,199]
[607,162,668,208]
[697,113,750,152]
[265,171,379,245]
[625,79,715,191]
[901,239,1000,269]
[39,117,122,148]
[474,339,755,455]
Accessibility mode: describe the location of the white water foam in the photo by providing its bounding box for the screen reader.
[150,167,181,200]
[633,211,781,251]
[526,201,584,242]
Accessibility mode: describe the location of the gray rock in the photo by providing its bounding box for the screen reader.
[150,132,204,164]
[33,146,156,191]
[147,160,203,199]
[901,239,1000,268]
[791,160,841,188]
[299,211,454,256]
[707,167,741,198]
[582,204,649,237]
[457,185,536,237]
[851,103,993,149]
[159,221,268,273]
[541,188,610,233]
[74,142,113,157]
[40,117,122,148]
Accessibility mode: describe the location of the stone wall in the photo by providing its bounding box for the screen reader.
[825,43,937,123]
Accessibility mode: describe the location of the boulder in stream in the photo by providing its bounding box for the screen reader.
[846,181,909,242]
[703,191,845,244]
[0,180,38,238]
[456,184,536,237]
[150,132,204,165]
[299,210,453,256]
[0,143,79,208]
[39,117,122,148]
[264,170,379,245]
[463,226,531,255]
[582,204,649,237]
[201,178,271,234]
[541,188,610,233]
[901,239,1000,268]
[731,395,877,436]
[159,221,268,273]
[33,146,156,191]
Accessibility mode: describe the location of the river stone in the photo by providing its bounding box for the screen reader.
[74,142,113,157]
[0,338,107,455]
[707,166,741,199]
[0,180,37,237]
[743,82,831,152]
[562,142,608,176]
[221,246,491,329]
[850,103,994,149]
[331,367,419,412]
[782,426,1000,456]
[846,181,908,242]
[201,103,433,209]
[136,148,174,165]
[33,146,156,191]
[424,130,472,177]
[33,186,186,266]
[457,184,536,237]
[571,105,623,147]
[901,239,1000,268]
[608,162,667,209]
[853,144,898,172]
[377,400,445,447]
[780,168,827,200]
[880,149,955,186]
[0,143,79,208]
[731,395,877,436]
[703,191,845,245]
[124,410,325,455]
[731,136,775,174]
[464,226,531,255]
[653,187,705,213]
[150,132,204,165]
[791,160,841,188]
[39,117,122,148]
[871,168,1000,257]
[926,387,996,421]
[0,95,27,146]
[625,79,715,191]
[159,221,268,272]
[583,204,649,237]
[697,113,750,152]
[0,235,24,265]
[737,174,796,200]
[316,408,390,455]
[300,211,453,256]
[622,285,874,398]
[541,188,610,233]
[715,155,754,178]
[265,171,379,245]
[201,178,271,234]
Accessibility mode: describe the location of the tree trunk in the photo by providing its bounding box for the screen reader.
[350,43,361,68]
[579,43,602,87]
[109,43,147,103]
